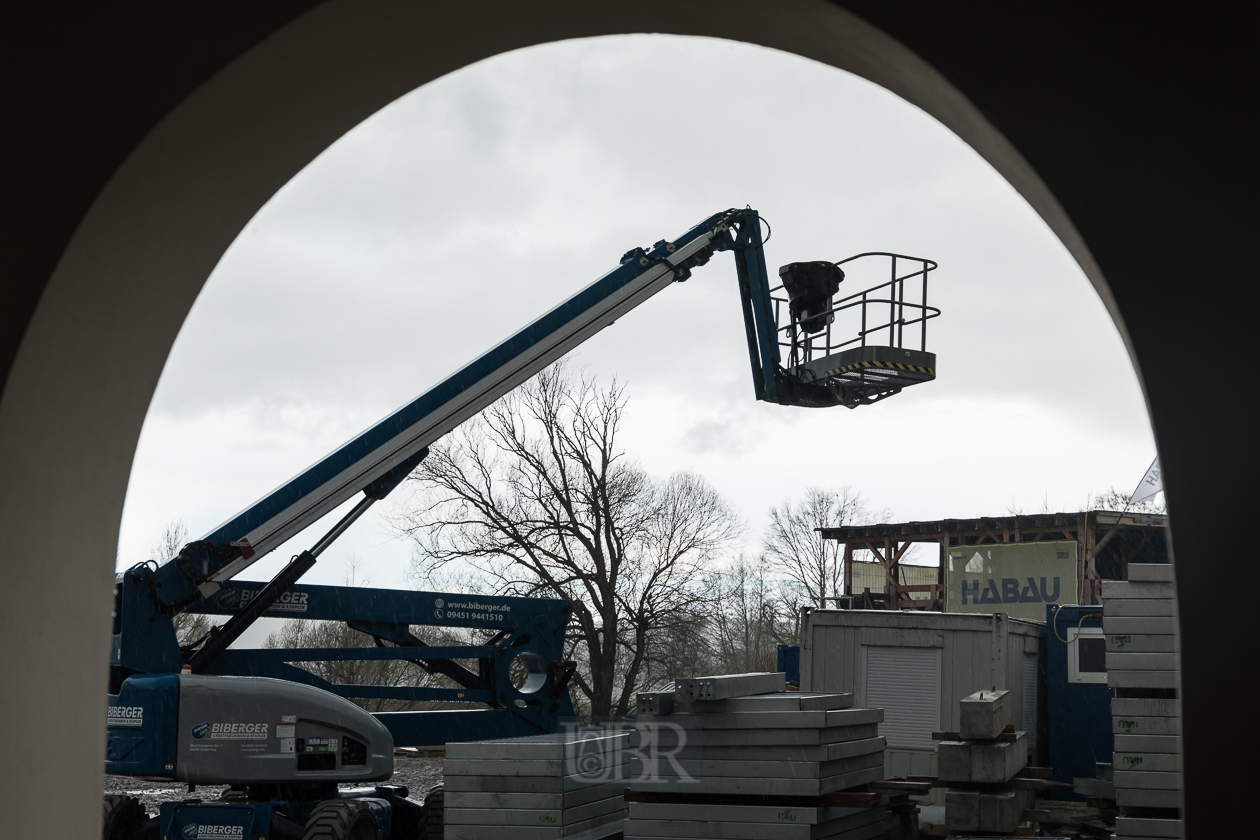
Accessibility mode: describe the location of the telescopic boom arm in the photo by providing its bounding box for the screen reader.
[144,209,765,608]
[125,208,937,662]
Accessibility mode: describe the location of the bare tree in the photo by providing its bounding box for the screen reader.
[761,487,879,608]
[709,556,795,674]
[393,364,741,717]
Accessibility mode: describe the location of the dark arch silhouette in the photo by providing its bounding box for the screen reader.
[1,3,1253,835]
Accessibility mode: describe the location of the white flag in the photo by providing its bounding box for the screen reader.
[1130,457,1163,505]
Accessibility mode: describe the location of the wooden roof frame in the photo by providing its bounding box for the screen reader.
[819,510,1168,606]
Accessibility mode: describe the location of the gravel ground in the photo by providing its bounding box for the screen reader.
[105,754,444,817]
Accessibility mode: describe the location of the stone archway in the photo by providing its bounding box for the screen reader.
[3,2,1251,835]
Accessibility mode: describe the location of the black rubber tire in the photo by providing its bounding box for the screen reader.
[102,795,146,840]
[302,800,381,840]
[416,785,444,840]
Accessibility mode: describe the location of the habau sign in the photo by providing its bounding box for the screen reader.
[945,540,1078,622]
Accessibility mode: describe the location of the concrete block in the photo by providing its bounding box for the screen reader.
[1112,698,1179,718]
[944,790,979,832]
[695,723,881,747]
[1104,599,1177,617]
[556,824,625,840]
[674,692,854,714]
[958,689,1010,740]
[444,753,630,780]
[1114,815,1183,837]
[447,731,630,761]
[702,736,885,763]
[637,691,673,716]
[675,672,785,702]
[1115,751,1180,773]
[936,733,1027,783]
[629,764,885,797]
[1127,564,1173,582]
[1117,787,1181,808]
[971,731,1027,783]
[701,751,885,778]
[627,801,869,824]
[446,789,620,811]
[944,790,1029,834]
[444,774,625,794]
[977,790,1030,834]
[641,707,881,731]
[936,741,972,782]
[1114,734,1179,754]
[824,708,884,727]
[1103,616,1177,635]
[1102,580,1175,599]
[446,797,625,826]
[445,813,624,839]
[1114,769,1182,790]
[445,758,568,777]
[1106,652,1178,670]
[1106,633,1177,653]
[1108,670,1177,689]
[795,693,855,712]
[625,807,883,839]
[1112,715,1179,736]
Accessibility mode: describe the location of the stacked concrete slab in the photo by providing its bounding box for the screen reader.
[626,672,888,839]
[444,731,629,840]
[936,689,1036,835]
[1103,563,1182,839]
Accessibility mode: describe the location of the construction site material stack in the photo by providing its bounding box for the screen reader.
[625,672,891,840]
[934,689,1047,835]
[443,731,630,840]
[1104,563,1182,840]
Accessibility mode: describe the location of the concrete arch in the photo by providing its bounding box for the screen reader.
[1,2,1253,835]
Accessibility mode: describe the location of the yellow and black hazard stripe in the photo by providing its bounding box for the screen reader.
[823,360,936,378]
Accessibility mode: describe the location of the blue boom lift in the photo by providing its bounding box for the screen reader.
[103,208,940,839]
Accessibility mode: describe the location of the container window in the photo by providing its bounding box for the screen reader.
[1068,626,1107,684]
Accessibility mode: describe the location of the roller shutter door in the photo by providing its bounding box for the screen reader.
[863,645,940,752]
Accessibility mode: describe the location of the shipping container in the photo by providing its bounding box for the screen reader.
[800,609,1044,802]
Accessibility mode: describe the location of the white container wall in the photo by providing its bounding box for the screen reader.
[800,609,1043,803]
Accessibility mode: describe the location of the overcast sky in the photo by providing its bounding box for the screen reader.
[118,34,1155,598]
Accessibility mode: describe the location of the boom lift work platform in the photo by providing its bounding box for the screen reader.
[103,208,941,839]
